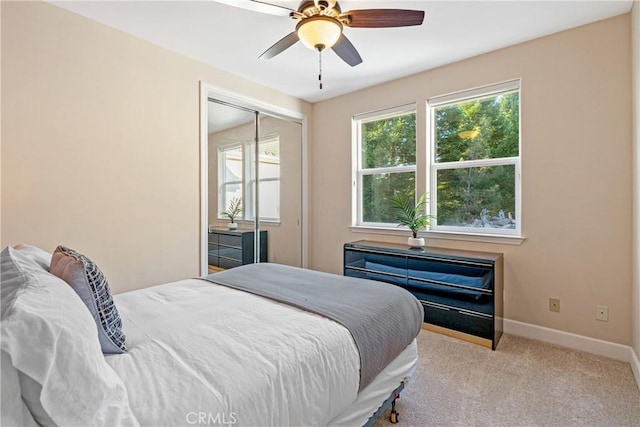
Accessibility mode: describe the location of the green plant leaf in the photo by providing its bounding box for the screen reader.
[388,192,431,237]
[221,197,242,222]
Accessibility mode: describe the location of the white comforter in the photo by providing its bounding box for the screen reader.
[108,278,361,427]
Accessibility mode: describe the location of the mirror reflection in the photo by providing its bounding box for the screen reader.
[207,99,302,272]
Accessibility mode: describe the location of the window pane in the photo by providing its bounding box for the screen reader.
[436,165,516,229]
[434,91,519,163]
[221,146,243,183]
[259,149,280,180]
[362,112,416,168]
[362,172,415,223]
[222,183,242,215]
[259,180,280,219]
[220,145,243,219]
[249,139,280,180]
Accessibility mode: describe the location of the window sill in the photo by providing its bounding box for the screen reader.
[349,225,525,246]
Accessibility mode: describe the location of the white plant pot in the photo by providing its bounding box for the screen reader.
[408,237,425,248]
[229,222,238,230]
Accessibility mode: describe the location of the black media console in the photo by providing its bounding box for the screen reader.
[344,240,503,350]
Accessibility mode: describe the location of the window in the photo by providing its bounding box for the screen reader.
[219,136,280,221]
[428,80,521,236]
[353,105,417,226]
[351,80,521,239]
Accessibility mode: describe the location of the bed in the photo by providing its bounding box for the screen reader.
[1,245,423,427]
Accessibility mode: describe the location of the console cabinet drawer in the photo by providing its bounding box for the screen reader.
[344,240,503,350]
[208,229,267,270]
[218,233,242,248]
[421,301,494,340]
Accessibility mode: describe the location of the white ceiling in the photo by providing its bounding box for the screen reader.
[49,1,632,104]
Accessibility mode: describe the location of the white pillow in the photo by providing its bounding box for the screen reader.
[1,351,38,427]
[0,246,139,426]
[12,244,52,270]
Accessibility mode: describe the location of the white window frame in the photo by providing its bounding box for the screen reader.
[352,104,417,228]
[427,79,522,237]
[218,135,281,222]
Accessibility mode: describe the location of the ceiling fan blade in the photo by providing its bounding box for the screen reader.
[259,32,300,59]
[331,34,362,67]
[342,9,425,28]
[249,0,296,14]
[212,0,294,16]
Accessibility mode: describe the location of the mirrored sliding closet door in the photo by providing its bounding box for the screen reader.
[206,97,303,272]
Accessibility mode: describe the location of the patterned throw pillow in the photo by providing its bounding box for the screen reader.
[50,246,126,354]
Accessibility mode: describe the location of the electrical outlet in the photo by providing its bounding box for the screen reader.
[549,298,560,313]
[596,305,609,322]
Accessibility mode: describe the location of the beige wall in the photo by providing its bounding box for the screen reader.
[309,15,633,345]
[632,1,640,358]
[208,116,303,266]
[0,1,310,293]
[2,1,636,349]
[0,1,3,247]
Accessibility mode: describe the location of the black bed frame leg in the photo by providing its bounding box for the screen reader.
[363,382,404,427]
[389,394,399,423]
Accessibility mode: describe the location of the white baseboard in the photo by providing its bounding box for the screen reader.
[503,319,640,390]
[631,347,640,391]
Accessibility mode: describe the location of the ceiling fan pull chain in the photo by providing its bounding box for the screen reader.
[318,49,323,90]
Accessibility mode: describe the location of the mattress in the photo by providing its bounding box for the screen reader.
[329,339,418,426]
[205,263,423,391]
[108,277,418,426]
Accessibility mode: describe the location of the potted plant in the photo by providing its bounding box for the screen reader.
[220,197,242,230]
[389,192,431,248]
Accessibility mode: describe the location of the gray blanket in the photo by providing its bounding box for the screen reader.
[203,263,423,390]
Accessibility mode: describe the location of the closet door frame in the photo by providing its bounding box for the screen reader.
[199,81,308,276]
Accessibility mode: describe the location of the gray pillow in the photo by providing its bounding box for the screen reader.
[50,246,126,354]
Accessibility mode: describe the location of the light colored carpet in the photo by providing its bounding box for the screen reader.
[374,330,640,427]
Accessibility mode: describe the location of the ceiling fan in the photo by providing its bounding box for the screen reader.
[225,0,425,88]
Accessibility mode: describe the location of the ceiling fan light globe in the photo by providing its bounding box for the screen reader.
[296,16,342,51]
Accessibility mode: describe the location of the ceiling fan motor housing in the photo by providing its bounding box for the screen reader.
[297,0,341,17]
